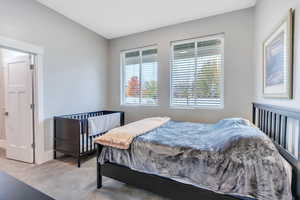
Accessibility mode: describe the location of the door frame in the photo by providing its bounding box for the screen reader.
[0,35,47,164]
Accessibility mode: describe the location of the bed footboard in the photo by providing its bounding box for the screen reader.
[95,144,239,200]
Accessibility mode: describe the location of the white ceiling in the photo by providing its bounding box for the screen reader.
[36,0,257,39]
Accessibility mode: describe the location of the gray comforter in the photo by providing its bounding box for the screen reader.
[98,118,292,200]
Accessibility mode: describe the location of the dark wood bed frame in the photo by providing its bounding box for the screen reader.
[96,103,300,200]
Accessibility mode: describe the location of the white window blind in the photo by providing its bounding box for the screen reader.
[121,46,158,105]
[170,35,224,108]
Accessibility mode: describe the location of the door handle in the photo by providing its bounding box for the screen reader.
[4,112,8,116]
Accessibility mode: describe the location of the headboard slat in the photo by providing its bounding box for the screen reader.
[274,114,279,144]
[284,116,288,149]
[298,120,300,159]
[257,108,260,127]
[264,110,267,133]
[279,115,282,146]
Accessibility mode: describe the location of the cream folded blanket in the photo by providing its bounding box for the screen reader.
[95,117,170,149]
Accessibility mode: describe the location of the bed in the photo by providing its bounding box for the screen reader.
[96,103,300,200]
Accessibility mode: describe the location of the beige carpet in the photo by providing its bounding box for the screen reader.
[0,148,168,200]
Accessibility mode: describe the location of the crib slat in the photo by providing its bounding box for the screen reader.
[86,124,89,153]
[86,119,89,153]
[90,135,93,151]
[81,130,84,154]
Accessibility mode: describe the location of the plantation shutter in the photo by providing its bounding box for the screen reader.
[171,35,224,108]
[122,47,158,105]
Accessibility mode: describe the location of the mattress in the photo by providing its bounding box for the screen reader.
[98,118,292,200]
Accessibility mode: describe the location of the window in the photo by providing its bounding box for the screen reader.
[170,35,224,108]
[121,46,158,105]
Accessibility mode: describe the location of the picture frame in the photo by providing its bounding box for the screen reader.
[263,9,295,99]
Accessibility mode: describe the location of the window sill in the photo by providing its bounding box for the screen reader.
[120,104,159,108]
[169,105,224,110]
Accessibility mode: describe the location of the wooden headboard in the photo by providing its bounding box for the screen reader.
[253,103,300,199]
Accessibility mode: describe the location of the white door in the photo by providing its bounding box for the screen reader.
[4,56,34,163]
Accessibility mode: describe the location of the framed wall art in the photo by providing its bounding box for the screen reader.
[263,9,295,98]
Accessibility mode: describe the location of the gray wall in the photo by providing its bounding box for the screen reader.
[0,0,108,150]
[107,8,254,123]
[254,0,300,108]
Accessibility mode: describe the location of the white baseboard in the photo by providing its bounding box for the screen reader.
[0,140,6,149]
[36,150,53,164]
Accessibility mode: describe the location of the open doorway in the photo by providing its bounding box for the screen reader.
[0,48,35,163]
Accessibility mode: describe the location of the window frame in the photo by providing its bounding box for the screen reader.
[120,45,159,106]
[169,34,225,109]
